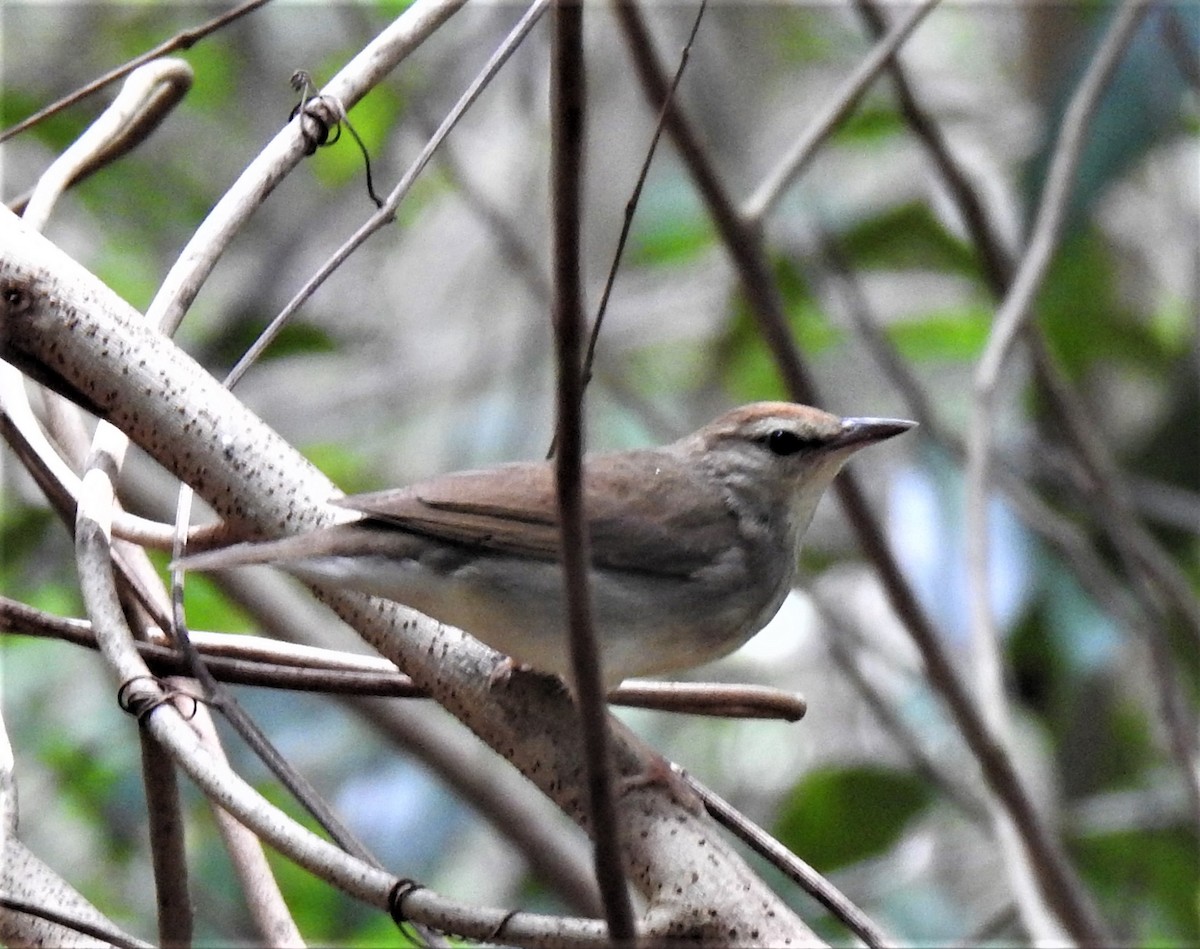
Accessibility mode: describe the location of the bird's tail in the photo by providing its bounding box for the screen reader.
[171,525,364,572]
[172,522,414,574]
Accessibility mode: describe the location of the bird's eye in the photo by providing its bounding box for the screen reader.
[763,429,809,456]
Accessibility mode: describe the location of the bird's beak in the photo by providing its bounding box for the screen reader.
[831,417,917,451]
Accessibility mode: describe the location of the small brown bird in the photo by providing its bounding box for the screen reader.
[179,402,913,687]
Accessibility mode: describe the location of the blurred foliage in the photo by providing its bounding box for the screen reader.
[885,305,992,362]
[304,439,384,494]
[840,200,979,277]
[2,2,1197,947]
[832,103,907,147]
[628,178,715,267]
[774,766,933,872]
[1076,829,1200,945]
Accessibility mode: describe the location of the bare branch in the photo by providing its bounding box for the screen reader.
[139,727,194,946]
[224,0,547,388]
[973,1,1150,393]
[550,2,637,938]
[187,702,305,947]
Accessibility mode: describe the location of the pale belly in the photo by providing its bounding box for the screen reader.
[289,551,791,687]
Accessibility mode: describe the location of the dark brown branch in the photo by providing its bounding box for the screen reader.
[550,1,637,939]
[140,728,193,946]
[3,597,810,721]
[855,0,1199,834]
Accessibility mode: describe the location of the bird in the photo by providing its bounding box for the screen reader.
[177,402,914,688]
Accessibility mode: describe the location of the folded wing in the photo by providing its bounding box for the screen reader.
[336,450,736,578]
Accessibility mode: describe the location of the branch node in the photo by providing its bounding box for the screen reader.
[387,877,428,942]
[116,674,200,723]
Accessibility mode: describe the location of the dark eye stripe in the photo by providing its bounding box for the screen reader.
[764,429,810,456]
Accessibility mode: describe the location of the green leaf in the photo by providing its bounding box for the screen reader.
[623,339,714,400]
[770,10,836,63]
[0,503,83,614]
[722,256,842,402]
[775,766,932,872]
[346,913,426,948]
[1036,229,1189,380]
[839,201,978,276]
[2,90,88,152]
[628,213,714,267]
[886,306,993,361]
[304,440,377,495]
[178,39,238,115]
[171,567,255,634]
[1036,230,1125,376]
[372,0,419,17]
[627,178,715,268]
[833,103,905,147]
[198,313,338,371]
[1075,827,1200,945]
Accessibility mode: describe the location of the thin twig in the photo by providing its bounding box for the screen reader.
[144,0,467,336]
[0,392,224,550]
[71,443,615,946]
[3,197,816,945]
[581,0,707,390]
[973,1,1150,393]
[856,0,1199,657]
[17,50,386,893]
[612,681,806,721]
[139,727,193,946]
[0,895,151,949]
[693,779,898,949]
[551,1,637,940]
[7,60,193,217]
[168,507,385,874]
[859,0,1199,664]
[187,701,306,947]
[159,5,548,905]
[1161,5,1200,90]
[810,230,1169,661]
[811,589,991,825]
[856,0,1200,839]
[11,75,202,947]
[1029,343,1200,652]
[3,598,809,718]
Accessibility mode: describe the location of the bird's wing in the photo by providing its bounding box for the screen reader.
[335,451,737,577]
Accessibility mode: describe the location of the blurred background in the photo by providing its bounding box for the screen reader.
[2,1,1198,945]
